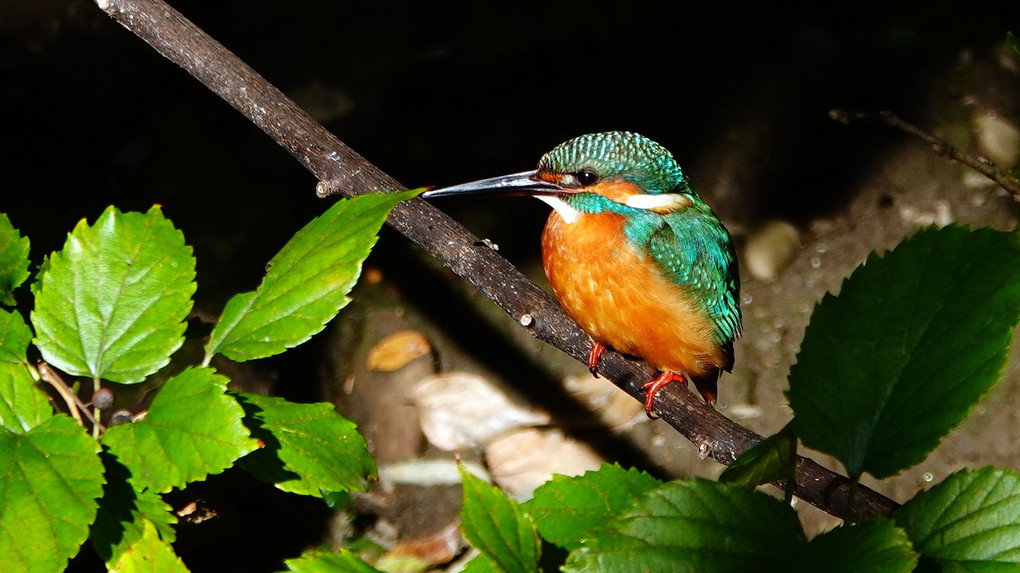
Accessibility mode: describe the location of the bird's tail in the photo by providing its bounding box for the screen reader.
[690,370,721,406]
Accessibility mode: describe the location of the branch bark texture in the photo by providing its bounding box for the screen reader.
[94,0,899,520]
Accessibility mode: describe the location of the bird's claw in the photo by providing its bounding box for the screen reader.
[587,341,606,378]
[641,371,687,417]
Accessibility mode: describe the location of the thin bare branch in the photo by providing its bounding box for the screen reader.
[830,109,1020,199]
[36,361,96,428]
[93,0,898,520]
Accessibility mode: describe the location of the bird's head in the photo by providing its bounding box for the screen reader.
[423,132,700,220]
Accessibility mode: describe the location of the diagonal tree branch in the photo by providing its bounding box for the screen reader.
[93,0,898,520]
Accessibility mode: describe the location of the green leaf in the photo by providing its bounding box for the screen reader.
[0,414,105,573]
[563,479,804,573]
[235,392,374,496]
[0,213,30,306]
[31,206,196,384]
[322,489,352,509]
[719,422,797,496]
[459,465,541,573]
[0,308,31,365]
[787,226,1020,479]
[0,361,49,434]
[91,452,177,563]
[936,563,1020,573]
[107,518,188,573]
[461,555,499,573]
[0,309,51,432]
[937,563,1020,573]
[523,463,661,550]
[102,367,258,492]
[795,519,917,572]
[204,190,420,363]
[1008,31,1019,57]
[284,549,383,572]
[30,253,50,299]
[896,467,1020,567]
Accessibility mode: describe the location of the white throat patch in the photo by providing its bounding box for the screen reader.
[536,195,581,224]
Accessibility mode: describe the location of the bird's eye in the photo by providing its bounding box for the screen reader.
[576,170,599,186]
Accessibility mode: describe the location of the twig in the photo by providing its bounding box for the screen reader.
[36,361,96,428]
[830,109,1020,199]
[93,0,899,521]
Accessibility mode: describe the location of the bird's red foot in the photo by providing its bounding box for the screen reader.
[641,371,687,415]
[587,341,606,378]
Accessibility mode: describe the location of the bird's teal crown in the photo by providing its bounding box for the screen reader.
[538,131,692,195]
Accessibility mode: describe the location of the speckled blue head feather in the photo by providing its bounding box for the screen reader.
[538,131,692,195]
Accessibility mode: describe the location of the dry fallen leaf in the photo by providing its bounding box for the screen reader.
[366,330,432,372]
[411,372,550,451]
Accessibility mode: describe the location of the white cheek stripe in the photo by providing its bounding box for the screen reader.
[624,193,692,212]
[536,195,581,223]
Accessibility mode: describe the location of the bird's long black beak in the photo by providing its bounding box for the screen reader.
[422,170,563,198]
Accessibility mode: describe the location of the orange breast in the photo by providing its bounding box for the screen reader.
[541,210,726,377]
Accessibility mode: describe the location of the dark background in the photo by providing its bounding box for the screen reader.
[5,1,1018,295]
[3,1,1019,570]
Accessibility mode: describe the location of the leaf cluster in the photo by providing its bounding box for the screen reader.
[458,462,1020,572]
[0,191,417,571]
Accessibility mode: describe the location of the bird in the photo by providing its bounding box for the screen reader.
[422,131,741,415]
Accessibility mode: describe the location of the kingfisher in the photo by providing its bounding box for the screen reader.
[423,132,741,414]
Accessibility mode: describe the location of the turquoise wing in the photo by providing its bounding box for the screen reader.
[647,210,742,350]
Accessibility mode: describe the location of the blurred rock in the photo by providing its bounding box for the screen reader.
[973,111,1020,168]
[485,427,604,500]
[377,458,487,488]
[561,374,644,430]
[743,220,801,283]
[412,372,550,451]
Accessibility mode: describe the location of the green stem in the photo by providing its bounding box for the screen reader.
[92,378,102,440]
